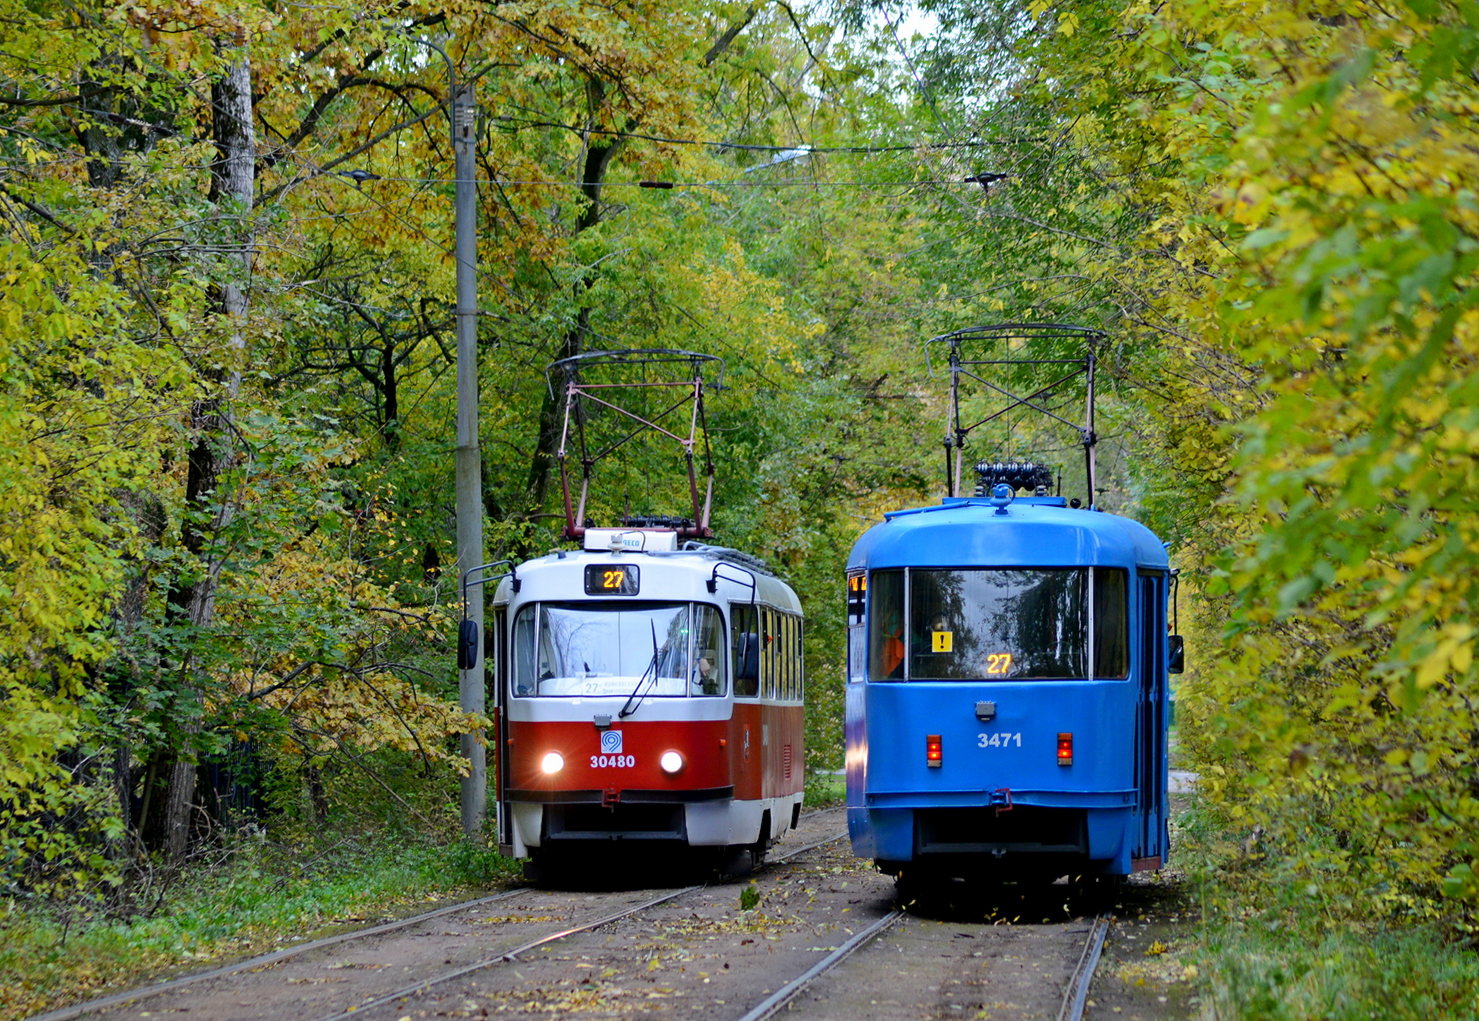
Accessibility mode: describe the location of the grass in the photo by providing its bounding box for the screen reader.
[1174,799,1479,1019]
[0,829,519,1021]
[804,770,845,807]
[1197,917,1479,1020]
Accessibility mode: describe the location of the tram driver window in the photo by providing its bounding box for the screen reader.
[908,569,1090,680]
[692,603,727,696]
[512,609,536,695]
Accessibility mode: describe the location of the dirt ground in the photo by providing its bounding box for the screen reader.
[1085,784,1201,1021]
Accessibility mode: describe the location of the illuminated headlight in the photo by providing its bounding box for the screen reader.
[540,751,565,775]
[659,750,684,774]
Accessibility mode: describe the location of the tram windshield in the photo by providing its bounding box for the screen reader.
[868,567,1128,681]
[512,601,727,698]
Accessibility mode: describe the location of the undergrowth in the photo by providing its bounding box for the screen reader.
[0,828,518,1021]
[1198,921,1479,1020]
[804,770,844,808]
[1178,799,1479,1019]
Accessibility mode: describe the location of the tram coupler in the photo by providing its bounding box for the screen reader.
[602,786,622,808]
[989,787,1014,815]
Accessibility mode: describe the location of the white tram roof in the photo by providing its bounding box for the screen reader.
[493,532,802,613]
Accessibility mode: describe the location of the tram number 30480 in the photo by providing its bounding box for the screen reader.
[591,754,637,768]
[977,732,1023,748]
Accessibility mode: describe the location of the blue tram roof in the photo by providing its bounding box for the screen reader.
[849,496,1169,571]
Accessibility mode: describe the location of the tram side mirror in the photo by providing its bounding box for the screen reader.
[458,618,481,670]
[1168,634,1185,674]
[735,633,760,682]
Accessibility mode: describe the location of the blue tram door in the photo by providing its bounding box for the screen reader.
[1134,571,1169,868]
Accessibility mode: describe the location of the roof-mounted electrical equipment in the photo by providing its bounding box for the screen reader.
[925,323,1106,508]
[546,349,722,542]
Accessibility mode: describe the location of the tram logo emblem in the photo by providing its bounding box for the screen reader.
[601,730,624,755]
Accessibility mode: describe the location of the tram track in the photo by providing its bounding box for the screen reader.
[735,907,905,1021]
[323,834,1114,1021]
[732,907,1112,1021]
[30,808,1117,1021]
[307,816,852,1021]
[28,808,849,1021]
[1059,913,1111,1021]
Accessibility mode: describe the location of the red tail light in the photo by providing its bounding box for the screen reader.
[926,734,942,767]
[1057,732,1073,766]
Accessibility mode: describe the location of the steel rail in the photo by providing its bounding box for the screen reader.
[1058,913,1112,1021]
[308,884,707,1021]
[735,908,905,1021]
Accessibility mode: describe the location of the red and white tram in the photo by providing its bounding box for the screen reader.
[490,526,805,871]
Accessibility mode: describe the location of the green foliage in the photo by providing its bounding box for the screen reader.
[803,771,845,808]
[737,882,760,911]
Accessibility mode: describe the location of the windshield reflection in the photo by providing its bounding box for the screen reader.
[868,568,1127,681]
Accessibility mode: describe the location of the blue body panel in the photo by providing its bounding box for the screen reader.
[844,495,1172,879]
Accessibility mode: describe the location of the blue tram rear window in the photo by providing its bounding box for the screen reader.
[868,567,1129,681]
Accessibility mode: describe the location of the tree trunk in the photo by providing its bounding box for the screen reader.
[153,49,256,862]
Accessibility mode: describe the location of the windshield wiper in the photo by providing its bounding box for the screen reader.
[619,620,661,719]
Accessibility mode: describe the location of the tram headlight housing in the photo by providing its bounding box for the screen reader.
[659,750,685,774]
[540,751,565,775]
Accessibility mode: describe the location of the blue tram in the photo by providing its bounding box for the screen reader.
[844,484,1176,883]
[844,323,1181,886]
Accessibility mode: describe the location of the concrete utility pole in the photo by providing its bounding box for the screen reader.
[452,80,486,837]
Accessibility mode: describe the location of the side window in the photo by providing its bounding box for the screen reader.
[848,624,865,684]
[769,603,780,698]
[783,614,797,700]
[794,615,806,701]
[731,603,759,698]
[490,606,508,707]
[1094,568,1130,679]
[692,603,727,696]
[778,614,790,699]
[847,571,865,685]
[868,569,905,680]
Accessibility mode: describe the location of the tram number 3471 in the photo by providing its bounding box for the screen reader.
[591,754,637,768]
[977,732,1023,748]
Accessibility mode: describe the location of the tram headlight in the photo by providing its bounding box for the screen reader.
[659,750,685,774]
[540,751,565,775]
